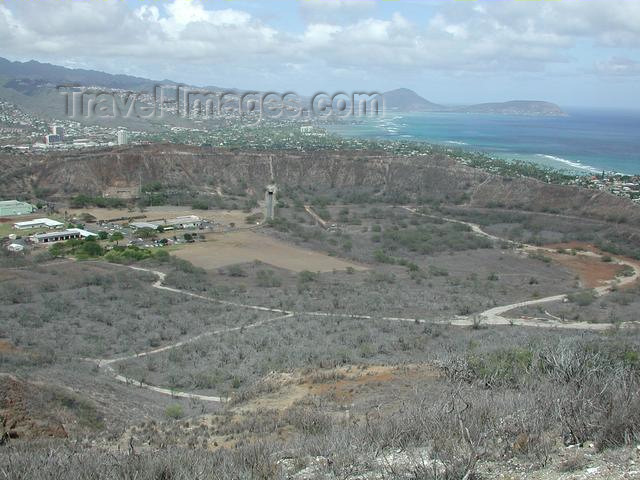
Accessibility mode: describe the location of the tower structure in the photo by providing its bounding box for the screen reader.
[265,185,277,220]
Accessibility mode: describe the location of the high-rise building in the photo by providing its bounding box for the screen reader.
[117,130,128,145]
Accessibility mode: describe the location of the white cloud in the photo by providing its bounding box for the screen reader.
[299,0,377,25]
[0,0,638,88]
[594,57,640,76]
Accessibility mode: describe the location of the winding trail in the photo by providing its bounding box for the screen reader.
[82,207,640,402]
[93,313,295,404]
[304,205,329,229]
[403,206,640,329]
[85,266,295,403]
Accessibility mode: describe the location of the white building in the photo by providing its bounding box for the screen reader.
[117,130,128,145]
[50,125,65,139]
[130,216,201,231]
[13,218,64,230]
[34,228,97,244]
[130,221,160,231]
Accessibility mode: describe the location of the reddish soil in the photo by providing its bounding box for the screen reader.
[235,365,439,414]
[0,375,68,440]
[303,365,438,404]
[307,366,398,402]
[0,340,20,354]
[545,241,598,251]
[549,253,625,288]
[543,242,637,289]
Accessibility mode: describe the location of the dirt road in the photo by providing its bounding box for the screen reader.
[403,206,640,328]
[79,209,639,402]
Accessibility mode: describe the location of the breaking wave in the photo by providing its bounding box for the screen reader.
[535,154,600,173]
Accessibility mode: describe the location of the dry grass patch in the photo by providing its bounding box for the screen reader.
[173,230,367,273]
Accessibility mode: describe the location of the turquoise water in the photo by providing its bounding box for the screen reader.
[327,108,640,175]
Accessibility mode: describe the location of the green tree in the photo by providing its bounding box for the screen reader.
[137,228,156,239]
[110,231,124,246]
[49,243,65,258]
[79,240,103,257]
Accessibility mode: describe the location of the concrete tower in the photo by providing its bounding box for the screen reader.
[265,185,277,220]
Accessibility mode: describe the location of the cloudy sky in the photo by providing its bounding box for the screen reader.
[0,0,639,108]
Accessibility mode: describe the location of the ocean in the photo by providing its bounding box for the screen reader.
[327,108,640,175]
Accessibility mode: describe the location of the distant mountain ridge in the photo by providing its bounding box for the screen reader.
[0,57,156,90]
[0,57,567,117]
[381,88,567,116]
[375,88,444,112]
[456,100,567,116]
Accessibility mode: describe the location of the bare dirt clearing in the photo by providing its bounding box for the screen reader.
[173,231,367,273]
[544,242,639,289]
[235,365,438,414]
[549,252,624,288]
[0,340,20,355]
[67,206,253,227]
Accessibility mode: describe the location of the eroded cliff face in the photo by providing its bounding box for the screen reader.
[1,144,638,226]
[471,176,640,224]
[1,145,480,202]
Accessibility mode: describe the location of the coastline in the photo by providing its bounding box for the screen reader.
[325,109,640,176]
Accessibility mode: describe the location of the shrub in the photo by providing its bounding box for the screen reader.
[191,200,209,210]
[528,252,552,263]
[428,265,449,277]
[466,348,533,387]
[256,270,282,288]
[136,228,156,239]
[227,265,247,277]
[373,249,396,264]
[567,290,596,307]
[298,270,319,283]
[164,404,184,420]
